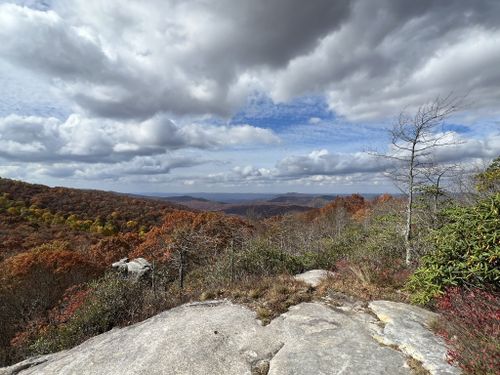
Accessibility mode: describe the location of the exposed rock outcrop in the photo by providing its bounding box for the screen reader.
[1,298,459,375]
[267,302,409,374]
[369,301,459,375]
[111,257,152,280]
[294,269,334,287]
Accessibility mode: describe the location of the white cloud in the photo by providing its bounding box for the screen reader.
[275,149,392,177]
[221,133,500,185]
[0,114,278,163]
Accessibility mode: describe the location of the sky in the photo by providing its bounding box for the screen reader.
[0,0,499,194]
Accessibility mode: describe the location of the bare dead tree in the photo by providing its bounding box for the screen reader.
[374,94,464,265]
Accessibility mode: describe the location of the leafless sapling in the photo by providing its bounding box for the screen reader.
[374,94,464,265]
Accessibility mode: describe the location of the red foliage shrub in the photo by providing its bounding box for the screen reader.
[297,194,399,224]
[0,241,102,333]
[319,194,366,215]
[371,259,412,287]
[299,194,368,222]
[373,193,394,204]
[9,318,46,351]
[435,287,500,374]
[3,242,101,280]
[48,285,90,325]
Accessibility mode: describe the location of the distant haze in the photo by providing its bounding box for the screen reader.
[141,192,385,203]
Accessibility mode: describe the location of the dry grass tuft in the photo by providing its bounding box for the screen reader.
[189,275,313,324]
[315,271,409,303]
[406,357,431,375]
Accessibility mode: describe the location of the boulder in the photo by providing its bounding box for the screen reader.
[0,300,280,375]
[111,257,152,280]
[294,269,334,287]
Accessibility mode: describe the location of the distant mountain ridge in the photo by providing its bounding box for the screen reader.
[139,192,384,203]
[153,192,387,218]
[163,195,213,203]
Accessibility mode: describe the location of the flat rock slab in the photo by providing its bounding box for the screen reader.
[1,300,458,375]
[267,303,409,375]
[369,301,460,375]
[1,300,280,375]
[294,269,334,287]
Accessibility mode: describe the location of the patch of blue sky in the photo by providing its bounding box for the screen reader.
[442,123,471,134]
[227,92,389,152]
[230,92,335,131]
[442,115,499,139]
[280,121,388,152]
[464,120,499,137]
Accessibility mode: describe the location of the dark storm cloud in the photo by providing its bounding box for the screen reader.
[271,0,500,119]
[0,1,351,119]
[2,0,500,121]
[208,0,352,67]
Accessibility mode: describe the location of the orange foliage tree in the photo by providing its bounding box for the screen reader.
[88,233,143,265]
[298,194,368,224]
[131,210,252,262]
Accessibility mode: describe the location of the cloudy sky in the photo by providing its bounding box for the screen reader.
[0,0,499,194]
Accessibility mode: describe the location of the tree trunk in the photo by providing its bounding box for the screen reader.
[404,189,413,265]
[179,250,185,290]
[432,173,443,227]
[152,260,155,295]
[230,239,234,283]
[404,152,415,266]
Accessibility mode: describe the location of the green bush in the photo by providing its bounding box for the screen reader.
[234,239,306,276]
[355,213,405,261]
[407,193,500,304]
[475,156,500,193]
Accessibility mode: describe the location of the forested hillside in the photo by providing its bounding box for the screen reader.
[0,178,185,259]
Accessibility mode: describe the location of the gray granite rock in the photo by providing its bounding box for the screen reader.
[294,269,334,287]
[1,300,281,375]
[111,257,151,280]
[369,300,460,375]
[1,296,459,375]
[266,302,410,375]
